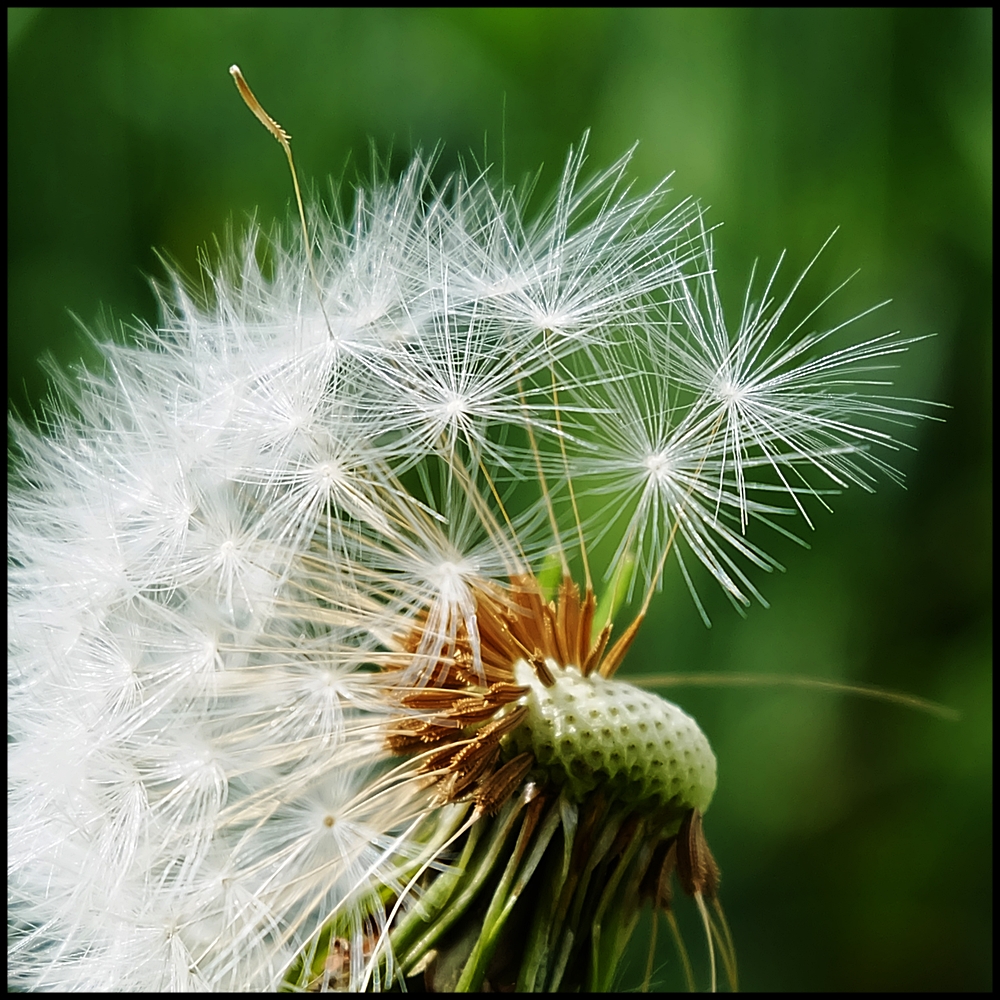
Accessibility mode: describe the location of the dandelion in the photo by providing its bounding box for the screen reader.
[8,72,936,992]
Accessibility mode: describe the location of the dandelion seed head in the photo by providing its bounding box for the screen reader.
[8,126,934,992]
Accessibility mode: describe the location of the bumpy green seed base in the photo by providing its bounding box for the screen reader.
[510,660,716,812]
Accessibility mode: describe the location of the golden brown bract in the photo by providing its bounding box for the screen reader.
[383,573,618,813]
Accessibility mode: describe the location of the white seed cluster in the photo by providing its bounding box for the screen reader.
[511,660,717,813]
[8,131,924,990]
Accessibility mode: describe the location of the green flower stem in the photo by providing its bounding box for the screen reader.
[393,796,525,973]
[388,809,481,964]
[587,817,649,991]
[548,804,627,990]
[456,795,564,990]
[516,800,577,991]
[523,799,608,992]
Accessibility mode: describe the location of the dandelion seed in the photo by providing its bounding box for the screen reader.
[8,96,936,991]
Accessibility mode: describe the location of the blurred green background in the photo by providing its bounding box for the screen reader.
[8,9,991,991]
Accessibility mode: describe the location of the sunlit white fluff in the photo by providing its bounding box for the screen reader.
[8,135,926,991]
